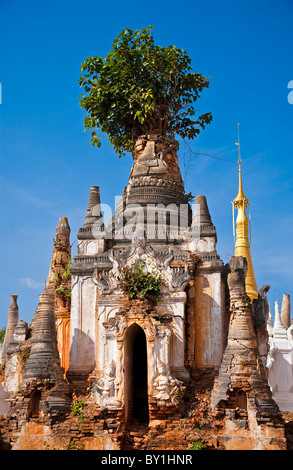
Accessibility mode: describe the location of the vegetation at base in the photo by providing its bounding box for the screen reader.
[79,26,212,158]
[71,398,85,418]
[189,441,207,450]
[71,398,85,430]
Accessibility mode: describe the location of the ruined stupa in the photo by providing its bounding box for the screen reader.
[0,133,288,450]
[68,132,226,423]
[210,256,286,450]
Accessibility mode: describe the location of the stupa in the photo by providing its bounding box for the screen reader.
[67,132,227,422]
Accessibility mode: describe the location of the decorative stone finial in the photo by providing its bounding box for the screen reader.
[193,195,213,225]
[56,217,70,235]
[81,186,104,232]
[87,185,101,213]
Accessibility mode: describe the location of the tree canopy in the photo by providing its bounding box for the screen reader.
[79,26,212,158]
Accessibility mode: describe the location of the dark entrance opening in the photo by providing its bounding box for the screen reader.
[27,389,41,419]
[236,390,247,411]
[125,324,149,424]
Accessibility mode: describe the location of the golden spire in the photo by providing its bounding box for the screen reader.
[233,124,258,300]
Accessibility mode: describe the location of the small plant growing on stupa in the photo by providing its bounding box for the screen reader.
[71,398,85,431]
[20,347,31,364]
[239,292,251,307]
[53,256,72,301]
[62,256,72,278]
[119,262,162,304]
[185,191,195,203]
[71,398,85,418]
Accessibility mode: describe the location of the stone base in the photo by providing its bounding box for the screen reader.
[11,421,120,450]
[217,432,287,451]
[0,383,10,415]
[66,367,92,391]
[148,398,180,422]
[46,395,70,412]
[171,366,190,383]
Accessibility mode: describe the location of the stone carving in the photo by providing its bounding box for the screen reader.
[103,235,193,298]
[130,135,181,182]
[227,256,247,297]
[92,360,121,409]
[171,266,191,291]
[153,360,182,403]
[93,268,113,295]
[155,249,174,270]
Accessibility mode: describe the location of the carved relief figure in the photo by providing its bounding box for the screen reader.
[92,359,121,409]
[153,360,181,402]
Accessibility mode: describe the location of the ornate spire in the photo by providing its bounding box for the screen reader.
[56,216,71,236]
[78,186,105,238]
[46,217,71,287]
[234,126,248,205]
[273,300,287,336]
[232,124,258,300]
[192,195,217,241]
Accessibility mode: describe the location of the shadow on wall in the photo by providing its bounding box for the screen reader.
[69,328,95,372]
[193,272,229,368]
[0,383,10,414]
[269,352,293,394]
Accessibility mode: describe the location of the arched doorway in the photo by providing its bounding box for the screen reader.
[124,323,149,424]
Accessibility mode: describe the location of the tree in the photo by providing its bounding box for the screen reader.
[79,26,212,158]
[0,327,6,345]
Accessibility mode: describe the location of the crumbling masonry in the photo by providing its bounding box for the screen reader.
[0,133,288,450]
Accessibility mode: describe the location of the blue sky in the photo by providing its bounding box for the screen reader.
[0,0,292,325]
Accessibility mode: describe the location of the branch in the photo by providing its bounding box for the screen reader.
[181,139,233,182]
[183,139,234,162]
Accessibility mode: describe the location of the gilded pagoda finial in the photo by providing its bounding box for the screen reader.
[232,124,258,300]
[234,123,248,205]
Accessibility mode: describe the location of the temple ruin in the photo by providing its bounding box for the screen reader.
[0,132,291,450]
